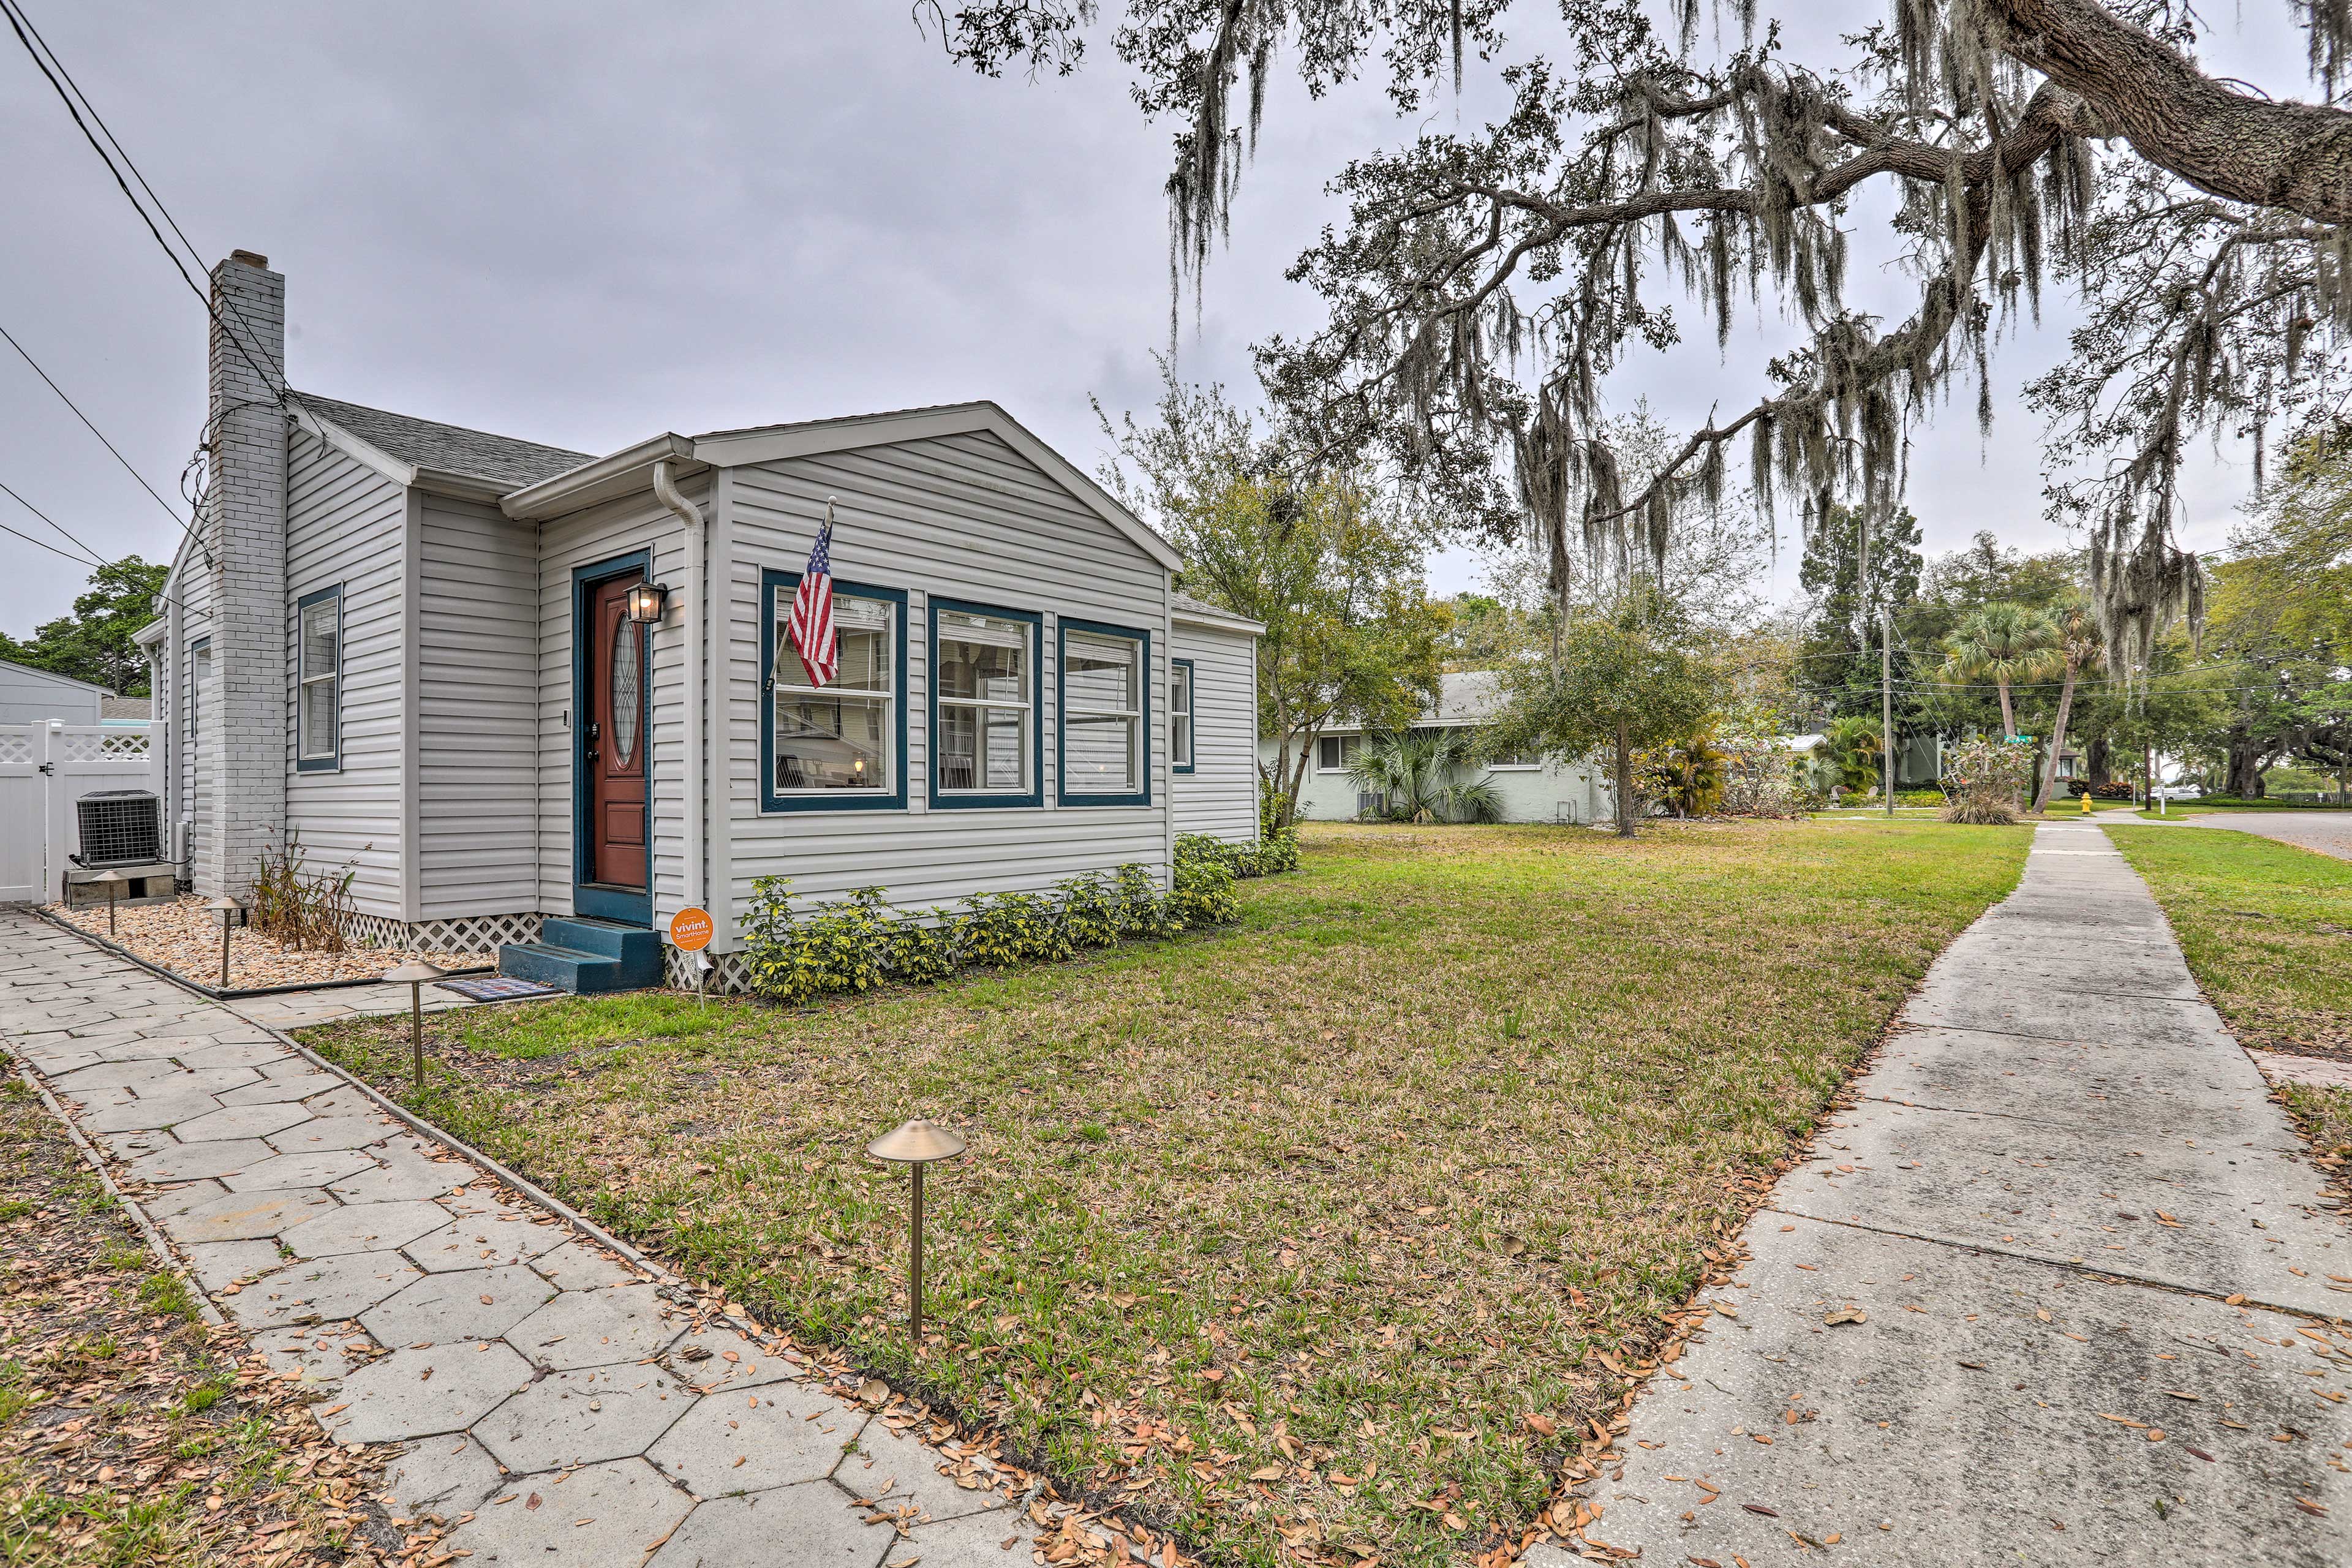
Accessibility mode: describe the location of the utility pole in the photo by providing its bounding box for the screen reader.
[1881,608,1895,818]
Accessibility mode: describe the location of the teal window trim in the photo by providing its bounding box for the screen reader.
[1170,657,1197,775]
[760,567,908,813]
[1056,617,1151,807]
[928,597,1043,809]
[293,583,342,774]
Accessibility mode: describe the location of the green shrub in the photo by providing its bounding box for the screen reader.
[1115,863,1177,940]
[884,911,960,985]
[1257,826,1300,873]
[961,890,1069,968]
[1169,853,1239,927]
[1056,871,1123,949]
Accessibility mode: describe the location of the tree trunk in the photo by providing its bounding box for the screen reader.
[2084,733,2110,788]
[1614,719,1635,839]
[2030,663,2078,813]
[2224,731,2266,797]
[1996,680,2016,741]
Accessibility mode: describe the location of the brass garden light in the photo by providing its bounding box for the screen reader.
[866,1118,967,1348]
[89,869,125,936]
[382,962,445,1090]
[205,897,240,987]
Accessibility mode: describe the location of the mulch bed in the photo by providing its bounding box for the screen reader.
[46,895,468,991]
[0,1077,407,1567]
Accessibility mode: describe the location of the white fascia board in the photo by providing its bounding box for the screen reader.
[290,399,418,490]
[132,616,168,648]
[1172,605,1267,636]
[500,434,699,520]
[690,401,1185,573]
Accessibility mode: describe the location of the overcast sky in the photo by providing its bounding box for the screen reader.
[0,1,2310,638]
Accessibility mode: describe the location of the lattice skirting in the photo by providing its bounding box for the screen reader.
[662,945,753,995]
[343,911,544,957]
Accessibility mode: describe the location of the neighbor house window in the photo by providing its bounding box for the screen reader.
[1316,734,1362,772]
[187,637,209,744]
[1058,620,1148,805]
[1170,659,1196,774]
[761,568,907,812]
[932,600,1040,807]
[295,587,342,771]
[1487,745,1539,769]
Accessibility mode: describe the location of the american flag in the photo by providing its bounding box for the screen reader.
[787,509,839,687]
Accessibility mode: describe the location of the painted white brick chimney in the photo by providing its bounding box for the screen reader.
[199,250,288,900]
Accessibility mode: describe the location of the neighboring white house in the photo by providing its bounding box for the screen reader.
[145,252,1262,992]
[0,658,115,726]
[1259,670,1616,826]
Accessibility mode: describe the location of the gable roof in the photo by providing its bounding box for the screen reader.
[293,392,593,493]
[1172,592,1265,635]
[0,657,110,695]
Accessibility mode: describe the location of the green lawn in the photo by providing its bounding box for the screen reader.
[304,820,2027,1568]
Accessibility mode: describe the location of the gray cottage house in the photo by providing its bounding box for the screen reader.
[1261,670,1616,826]
[145,252,1262,991]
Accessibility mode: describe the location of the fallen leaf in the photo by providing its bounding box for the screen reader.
[1741,1504,1779,1517]
[1823,1307,1866,1326]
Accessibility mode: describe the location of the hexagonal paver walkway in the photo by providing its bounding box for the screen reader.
[0,910,1104,1567]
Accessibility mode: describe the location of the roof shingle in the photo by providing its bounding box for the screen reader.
[295,392,592,491]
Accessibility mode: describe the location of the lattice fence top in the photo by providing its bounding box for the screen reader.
[61,729,151,761]
[0,733,30,766]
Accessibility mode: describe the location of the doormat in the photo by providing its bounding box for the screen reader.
[436,976,562,1002]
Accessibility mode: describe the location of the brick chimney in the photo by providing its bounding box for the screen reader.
[200,251,288,900]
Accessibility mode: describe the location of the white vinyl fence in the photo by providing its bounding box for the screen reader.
[0,722,167,904]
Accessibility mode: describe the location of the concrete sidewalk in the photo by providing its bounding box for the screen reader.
[1532,822,2352,1566]
[0,910,1057,1567]
[2177,810,2352,863]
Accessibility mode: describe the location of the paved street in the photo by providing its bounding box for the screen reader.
[1530,822,2352,1566]
[0,911,1050,1567]
[2180,810,2352,862]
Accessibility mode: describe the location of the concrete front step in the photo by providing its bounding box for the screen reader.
[497,918,662,994]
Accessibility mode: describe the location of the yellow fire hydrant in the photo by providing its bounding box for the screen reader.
[2081,790,2095,815]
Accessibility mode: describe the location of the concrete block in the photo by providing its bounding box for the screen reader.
[835,1418,1014,1525]
[265,1114,401,1154]
[405,1205,570,1273]
[506,1284,682,1369]
[446,1457,692,1567]
[223,1251,423,1330]
[649,1486,895,1568]
[283,1199,456,1259]
[172,1101,313,1144]
[383,1434,507,1520]
[646,1378,862,1494]
[159,1185,335,1244]
[363,1264,558,1346]
[532,1239,638,1292]
[323,1340,534,1446]
[126,1137,277,1185]
[223,1148,377,1193]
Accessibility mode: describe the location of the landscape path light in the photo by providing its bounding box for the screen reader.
[382,962,446,1091]
[89,869,125,936]
[865,1117,967,1348]
[205,897,240,988]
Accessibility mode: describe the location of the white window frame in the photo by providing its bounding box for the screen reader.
[767,584,899,803]
[932,605,1038,804]
[295,586,343,771]
[1058,623,1148,804]
[1170,660,1195,772]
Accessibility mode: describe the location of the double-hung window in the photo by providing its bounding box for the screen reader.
[1170,659,1196,773]
[295,587,341,771]
[187,637,209,746]
[932,601,1039,807]
[1316,734,1362,772]
[1487,744,1540,769]
[1058,620,1148,805]
[761,569,906,811]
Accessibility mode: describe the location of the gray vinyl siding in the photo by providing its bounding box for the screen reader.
[1170,622,1258,842]
[0,661,104,726]
[418,496,539,918]
[173,542,214,888]
[283,430,406,916]
[715,431,1169,940]
[535,482,701,918]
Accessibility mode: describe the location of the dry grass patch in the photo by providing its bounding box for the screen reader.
[304,820,2024,1568]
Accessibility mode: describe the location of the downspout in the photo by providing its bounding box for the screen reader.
[653,459,704,932]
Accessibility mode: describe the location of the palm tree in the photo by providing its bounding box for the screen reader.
[1822,714,1885,796]
[1347,729,1504,824]
[1941,602,2061,738]
[2029,597,2103,813]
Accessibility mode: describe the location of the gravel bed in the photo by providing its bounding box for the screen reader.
[45,894,471,989]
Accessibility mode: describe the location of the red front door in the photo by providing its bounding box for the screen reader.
[586,578,647,892]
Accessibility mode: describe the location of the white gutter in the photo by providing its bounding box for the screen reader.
[652,459,705,925]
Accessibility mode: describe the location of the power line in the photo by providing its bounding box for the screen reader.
[0,482,104,568]
[0,477,104,567]
[0,0,287,405]
[0,318,197,540]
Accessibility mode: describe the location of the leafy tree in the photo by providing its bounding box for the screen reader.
[930,1,2351,673]
[1099,371,1444,827]
[1796,500,1927,731]
[1821,714,1887,796]
[1940,602,2060,738]
[0,556,166,695]
[1486,589,1717,837]
[1346,729,1503,823]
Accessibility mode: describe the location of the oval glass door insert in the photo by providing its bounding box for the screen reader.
[610,628,641,766]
